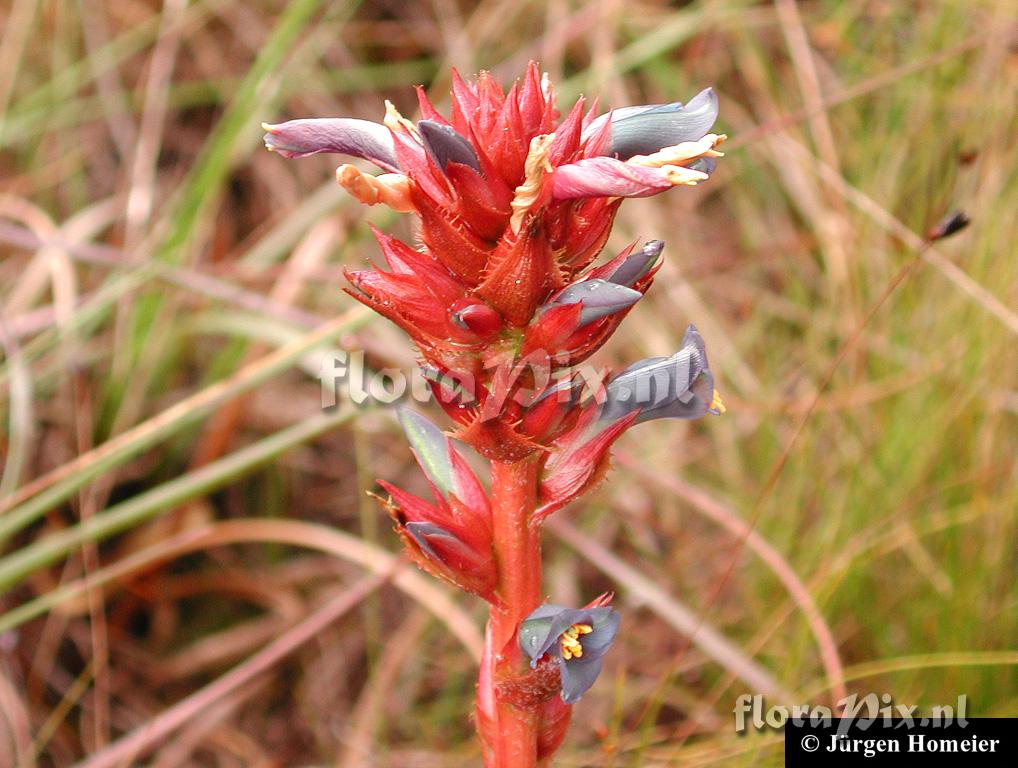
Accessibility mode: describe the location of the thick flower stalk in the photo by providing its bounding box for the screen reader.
[265,63,724,767]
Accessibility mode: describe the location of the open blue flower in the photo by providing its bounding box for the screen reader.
[518,603,621,704]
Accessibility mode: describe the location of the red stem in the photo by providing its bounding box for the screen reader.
[477,454,543,768]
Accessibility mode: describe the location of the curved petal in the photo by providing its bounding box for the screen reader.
[550,279,643,325]
[519,606,590,665]
[592,240,665,287]
[600,325,720,423]
[607,87,719,159]
[419,120,481,173]
[262,118,399,171]
[559,657,604,704]
[552,157,706,200]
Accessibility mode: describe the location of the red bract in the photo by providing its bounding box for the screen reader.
[266,62,725,768]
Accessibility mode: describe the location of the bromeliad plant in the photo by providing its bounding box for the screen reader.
[264,63,725,766]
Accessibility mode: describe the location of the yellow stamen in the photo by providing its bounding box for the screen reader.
[383,100,419,137]
[509,133,555,234]
[559,623,593,661]
[336,165,416,213]
[658,165,710,186]
[627,133,727,169]
[710,389,726,414]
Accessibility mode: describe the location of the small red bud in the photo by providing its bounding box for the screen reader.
[450,299,503,338]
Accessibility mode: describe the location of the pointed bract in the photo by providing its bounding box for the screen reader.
[397,408,456,497]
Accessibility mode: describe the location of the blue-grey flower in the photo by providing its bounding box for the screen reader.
[599,325,725,424]
[404,521,475,563]
[418,120,481,173]
[262,118,399,172]
[586,88,720,160]
[518,603,621,704]
[602,240,664,287]
[550,279,643,326]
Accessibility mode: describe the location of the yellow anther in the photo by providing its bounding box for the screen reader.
[708,389,724,413]
[559,623,593,661]
[509,133,555,234]
[383,100,419,137]
[627,133,727,169]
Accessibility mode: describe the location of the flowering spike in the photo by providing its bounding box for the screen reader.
[264,63,726,764]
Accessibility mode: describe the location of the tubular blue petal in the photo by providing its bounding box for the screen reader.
[531,376,584,407]
[419,120,481,173]
[551,279,643,325]
[262,118,399,171]
[600,325,716,423]
[581,104,658,147]
[404,521,468,561]
[607,87,719,159]
[519,604,621,703]
[519,602,621,707]
[604,240,664,287]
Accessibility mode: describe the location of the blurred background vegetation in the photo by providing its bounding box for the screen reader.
[0,0,1015,765]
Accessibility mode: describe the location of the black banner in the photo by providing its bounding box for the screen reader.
[786,718,1016,767]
